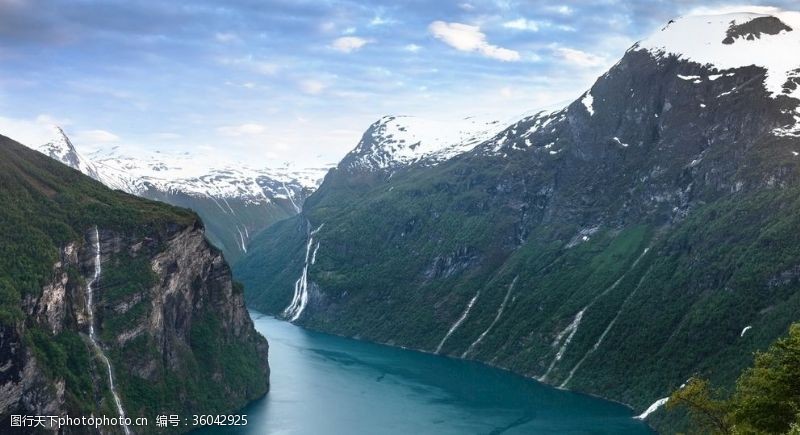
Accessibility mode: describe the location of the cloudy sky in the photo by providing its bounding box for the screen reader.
[0,1,795,168]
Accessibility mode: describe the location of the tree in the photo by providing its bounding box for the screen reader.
[729,324,800,434]
[667,377,731,434]
[669,324,800,434]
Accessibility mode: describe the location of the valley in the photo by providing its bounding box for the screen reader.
[2,4,800,434]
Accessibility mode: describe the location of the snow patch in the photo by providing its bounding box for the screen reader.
[582,92,595,116]
[637,11,800,101]
[346,115,504,170]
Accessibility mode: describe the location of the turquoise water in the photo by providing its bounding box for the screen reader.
[200,311,653,434]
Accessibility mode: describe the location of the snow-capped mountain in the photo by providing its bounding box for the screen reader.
[38,127,101,180]
[31,126,330,261]
[638,12,800,101]
[87,146,322,209]
[338,115,506,173]
[480,10,800,158]
[238,10,800,432]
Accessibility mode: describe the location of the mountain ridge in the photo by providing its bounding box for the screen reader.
[237,10,800,432]
[23,127,330,261]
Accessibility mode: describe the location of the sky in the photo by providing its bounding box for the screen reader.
[0,0,796,168]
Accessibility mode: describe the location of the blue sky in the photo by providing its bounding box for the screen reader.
[0,1,795,167]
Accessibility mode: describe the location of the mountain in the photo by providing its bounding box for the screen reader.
[338,115,505,174]
[30,127,329,262]
[236,10,800,432]
[0,134,269,432]
[37,126,101,180]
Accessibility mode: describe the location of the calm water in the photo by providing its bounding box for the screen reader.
[200,311,653,435]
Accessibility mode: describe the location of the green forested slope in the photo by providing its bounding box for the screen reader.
[0,135,268,432]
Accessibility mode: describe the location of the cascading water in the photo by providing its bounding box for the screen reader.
[560,256,653,389]
[86,227,131,435]
[435,291,480,354]
[461,276,518,358]
[283,222,324,322]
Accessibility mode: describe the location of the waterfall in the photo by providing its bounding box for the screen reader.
[635,397,669,420]
[311,242,320,265]
[435,291,480,354]
[560,263,653,389]
[85,227,131,435]
[236,226,248,253]
[283,222,324,322]
[461,277,518,358]
[282,182,302,213]
[539,308,585,383]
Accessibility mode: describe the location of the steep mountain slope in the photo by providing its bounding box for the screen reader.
[237,10,800,431]
[0,134,269,432]
[28,128,327,262]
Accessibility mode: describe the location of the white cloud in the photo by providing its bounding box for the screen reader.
[369,16,396,26]
[216,123,266,137]
[298,79,326,95]
[503,18,540,32]
[554,47,607,68]
[404,43,422,53]
[342,26,357,35]
[428,21,520,62]
[686,5,782,16]
[76,129,120,143]
[549,5,573,15]
[0,114,63,147]
[217,55,279,75]
[214,32,240,43]
[331,36,371,53]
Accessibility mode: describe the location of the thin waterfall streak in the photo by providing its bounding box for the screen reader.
[311,242,320,265]
[560,265,653,388]
[435,292,480,354]
[237,227,247,253]
[282,182,301,213]
[86,227,131,435]
[221,197,236,215]
[587,248,649,310]
[540,308,585,382]
[461,276,518,358]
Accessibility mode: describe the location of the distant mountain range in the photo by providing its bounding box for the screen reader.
[32,127,329,262]
[236,10,800,432]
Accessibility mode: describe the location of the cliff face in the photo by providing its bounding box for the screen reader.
[0,135,269,433]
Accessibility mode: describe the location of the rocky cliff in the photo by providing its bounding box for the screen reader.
[0,134,269,433]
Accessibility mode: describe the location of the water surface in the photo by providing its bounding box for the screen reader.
[202,311,653,434]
